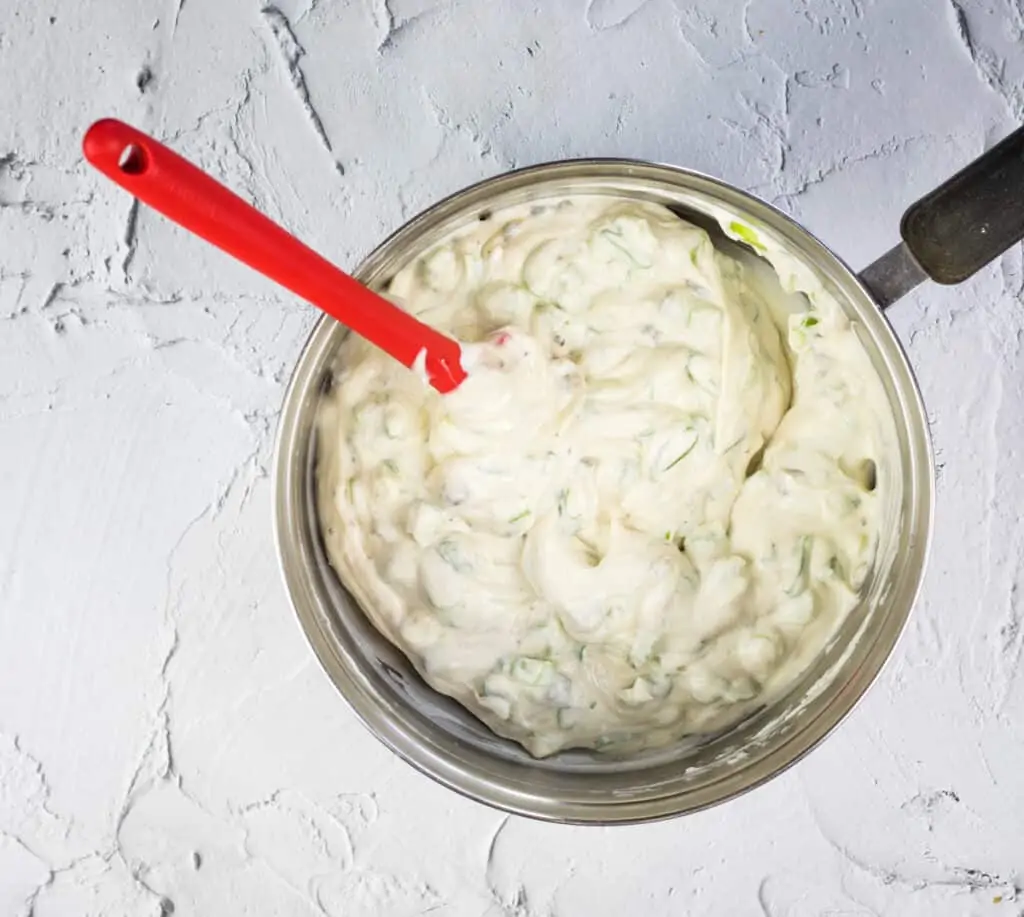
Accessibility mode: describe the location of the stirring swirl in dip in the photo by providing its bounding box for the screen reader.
[316,197,892,757]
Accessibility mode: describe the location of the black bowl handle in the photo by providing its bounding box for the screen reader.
[858,125,1024,308]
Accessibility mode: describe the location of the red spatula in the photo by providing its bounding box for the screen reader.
[82,118,467,394]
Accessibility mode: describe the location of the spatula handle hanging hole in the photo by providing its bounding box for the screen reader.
[118,144,148,175]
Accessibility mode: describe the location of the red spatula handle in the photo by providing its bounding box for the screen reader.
[82,118,466,393]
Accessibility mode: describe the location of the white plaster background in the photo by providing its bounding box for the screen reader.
[2,0,1024,913]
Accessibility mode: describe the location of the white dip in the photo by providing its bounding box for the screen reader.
[316,197,894,757]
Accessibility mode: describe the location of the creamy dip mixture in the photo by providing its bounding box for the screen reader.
[316,197,893,757]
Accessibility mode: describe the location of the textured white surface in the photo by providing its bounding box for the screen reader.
[2,0,1024,913]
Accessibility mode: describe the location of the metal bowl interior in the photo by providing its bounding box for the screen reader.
[273,160,934,824]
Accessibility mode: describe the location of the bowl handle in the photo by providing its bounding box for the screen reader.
[858,124,1024,308]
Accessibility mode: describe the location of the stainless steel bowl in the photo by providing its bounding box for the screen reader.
[273,159,935,823]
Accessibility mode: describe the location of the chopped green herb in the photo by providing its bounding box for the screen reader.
[511,656,553,685]
[828,555,847,583]
[786,536,812,596]
[598,228,645,266]
[729,221,766,250]
[663,438,698,471]
[436,539,472,573]
[508,509,531,523]
[722,434,747,454]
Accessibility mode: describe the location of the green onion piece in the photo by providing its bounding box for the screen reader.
[729,221,766,251]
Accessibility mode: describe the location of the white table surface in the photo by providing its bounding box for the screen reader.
[3,0,1024,913]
